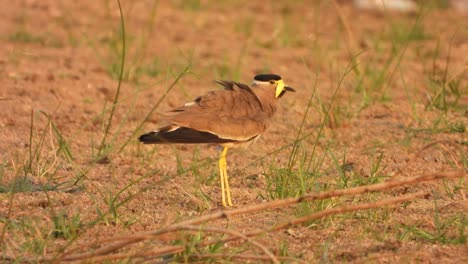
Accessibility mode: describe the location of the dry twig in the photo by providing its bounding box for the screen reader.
[52,171,466,260]
[8,170,462,263]
[190,253,309,263]
[59,191,427,262]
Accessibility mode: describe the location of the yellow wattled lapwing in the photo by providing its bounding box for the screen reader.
[139,74,295,207]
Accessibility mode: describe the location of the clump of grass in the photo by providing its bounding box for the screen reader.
[352,11,430,109]
[95,168,160,227]
[0,176,64,193]
[177,0,202,11]
[2,111,78,195]
[234,16,254,38]
[11,29,64,48]
[330,149,387,189]
[9,30,46,45]
[397,198,467,244]
[265,59,358,220]
[214,44,248,80]
[0,1,186,258]
[422,0,451,9]
[51,212,82,240]
[277,15,304,48]
[425,41,464,113]
[91,1,160,84]
[6,218,49,256]
[430,116,466,134]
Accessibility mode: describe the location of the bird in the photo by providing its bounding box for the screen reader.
[139,74,295,207]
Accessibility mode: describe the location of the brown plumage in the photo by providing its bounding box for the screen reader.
[139,74,295,207]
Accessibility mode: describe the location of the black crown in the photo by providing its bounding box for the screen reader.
[254,74,281,82]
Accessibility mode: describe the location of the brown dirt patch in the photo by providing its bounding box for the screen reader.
[1,1,466,262]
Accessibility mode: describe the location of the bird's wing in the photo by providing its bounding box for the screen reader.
[138,125,237,144]
[163,83,268,141]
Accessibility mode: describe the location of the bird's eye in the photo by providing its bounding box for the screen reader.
[269,80,275,84]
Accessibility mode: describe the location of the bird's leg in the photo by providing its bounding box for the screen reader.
[221,147,233,206]
[219,147,227,207]
[218,147,232,207]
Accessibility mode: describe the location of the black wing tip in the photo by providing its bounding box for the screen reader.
[138,132,160,143]
[254,74,282,82]
[214,80,234,90]
[139,127,236,144]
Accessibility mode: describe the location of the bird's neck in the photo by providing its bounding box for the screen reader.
[252,86,278,116]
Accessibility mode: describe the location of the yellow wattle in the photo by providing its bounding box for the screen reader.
[275,80,285,98]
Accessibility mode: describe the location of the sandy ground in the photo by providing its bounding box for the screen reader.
[0,1,467,262]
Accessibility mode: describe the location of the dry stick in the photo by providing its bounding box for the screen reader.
[86,225,279,264]
[190,254,309,263]
[68,246,182,263]
[268,191,426,232]
[72,252,306,264]
[57,171,464,262]
[175,171,463,227]
[98,226,281,263]
[59,225,279,263]
[144,192,428,260]
[64,171,464,257]
[167,225,280,264]
[69,191,427,263]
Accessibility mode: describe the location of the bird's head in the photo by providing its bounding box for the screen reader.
[252,74,296,98]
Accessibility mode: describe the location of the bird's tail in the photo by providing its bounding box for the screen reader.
[138,126,234,144]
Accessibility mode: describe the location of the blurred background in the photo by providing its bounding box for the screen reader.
[0,0,466,262]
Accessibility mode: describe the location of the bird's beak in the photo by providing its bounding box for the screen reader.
[285,86,296,92]
[275,80,296,98]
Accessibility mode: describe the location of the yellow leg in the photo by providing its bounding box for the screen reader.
[223,155,233,207]
[218,149,227,207]
[218,147,233,207]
